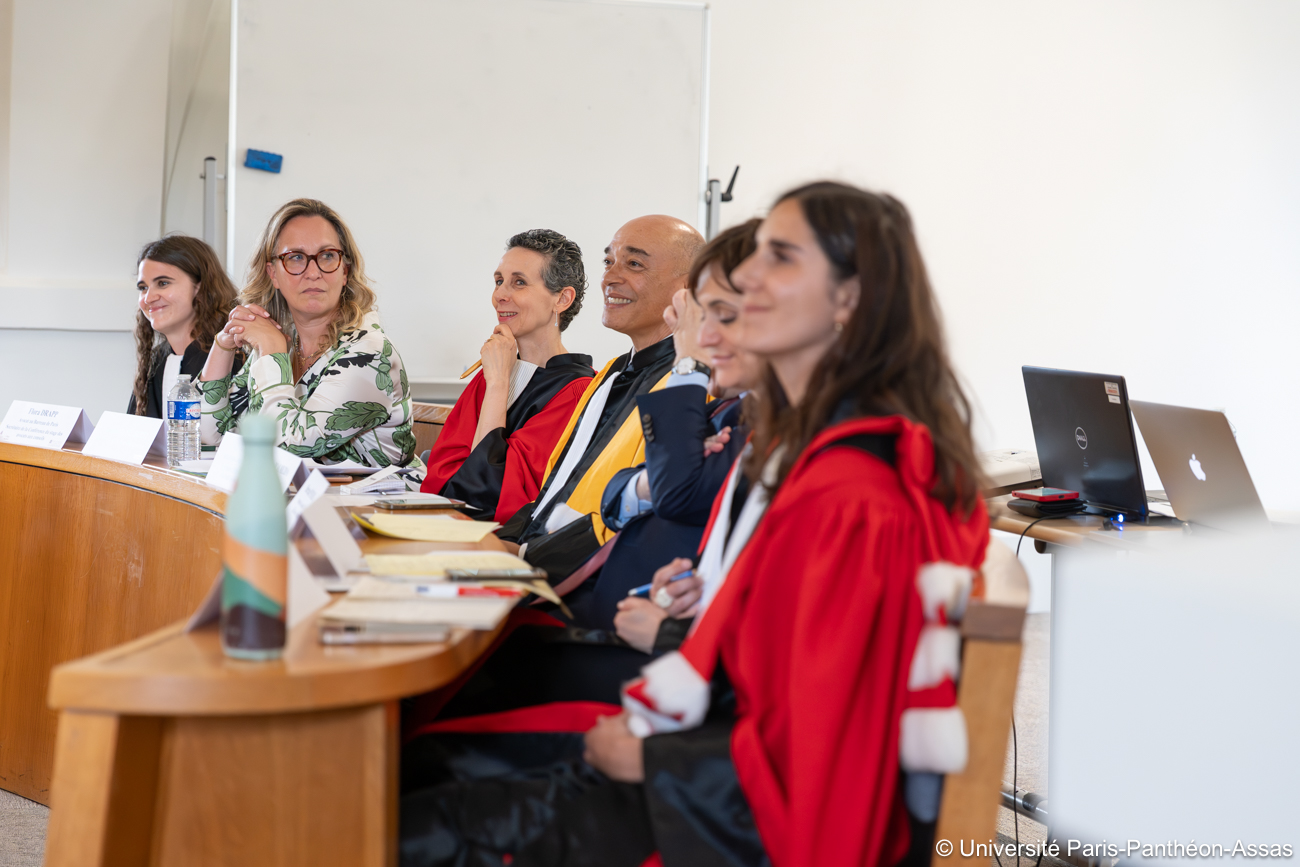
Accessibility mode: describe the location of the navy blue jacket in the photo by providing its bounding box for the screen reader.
[564,384,746,631]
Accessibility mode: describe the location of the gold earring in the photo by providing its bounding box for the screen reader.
[834,321,844,333]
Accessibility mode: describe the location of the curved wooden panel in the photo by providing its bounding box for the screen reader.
[0,447,224,804]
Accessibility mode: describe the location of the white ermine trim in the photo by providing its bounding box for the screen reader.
[641,651,710,725]
[916,562,973,623]
[908,624,962,690]
[900,707,968,774]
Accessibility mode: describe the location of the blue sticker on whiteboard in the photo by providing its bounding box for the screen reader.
[244,149,283,173]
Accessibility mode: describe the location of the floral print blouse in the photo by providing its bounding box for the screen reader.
[199,317,417,467]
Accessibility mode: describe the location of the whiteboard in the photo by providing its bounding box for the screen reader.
[231,0,707,384]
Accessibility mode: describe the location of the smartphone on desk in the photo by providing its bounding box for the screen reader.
[1012,487,1079,502]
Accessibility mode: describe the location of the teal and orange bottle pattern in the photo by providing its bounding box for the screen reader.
[220,414,288,660]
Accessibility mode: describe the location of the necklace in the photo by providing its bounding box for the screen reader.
[293,334,328,380]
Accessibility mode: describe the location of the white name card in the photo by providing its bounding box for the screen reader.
[0,400,95,450]
[205,432,307,494]
[81,411,166,465]
[301,496,367,589]
[286,469,331,532]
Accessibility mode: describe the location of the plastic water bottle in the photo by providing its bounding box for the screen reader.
[220,414,288,660]
[166,374,201,467]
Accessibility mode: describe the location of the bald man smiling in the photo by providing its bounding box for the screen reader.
[497,215,705,593]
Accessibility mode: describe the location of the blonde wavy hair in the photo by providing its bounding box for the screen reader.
[241,198,378,354]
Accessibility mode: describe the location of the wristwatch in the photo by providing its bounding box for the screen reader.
[673,357,712,378]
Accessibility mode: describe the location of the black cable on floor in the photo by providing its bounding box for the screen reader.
[1010,517,1043,867]
[1013,715,1020,867]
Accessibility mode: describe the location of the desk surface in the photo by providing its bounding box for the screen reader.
[987,494,1186,549]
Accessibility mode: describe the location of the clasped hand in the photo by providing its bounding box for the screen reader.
[216,304,287,356]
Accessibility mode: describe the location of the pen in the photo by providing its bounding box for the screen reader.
[627,569,693,600]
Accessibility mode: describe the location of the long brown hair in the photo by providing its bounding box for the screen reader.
[745,182,983,512]
[133,236,239,414]
[240,198,378,354]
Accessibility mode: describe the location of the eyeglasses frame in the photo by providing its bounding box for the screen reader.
[275,247,348,276]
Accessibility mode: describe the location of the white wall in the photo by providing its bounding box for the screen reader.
[4,0,1300,512]
[704,0,1300,509]
[0,0,171,422]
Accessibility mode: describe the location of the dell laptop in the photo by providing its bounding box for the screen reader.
[1022,366,1148,518]
[1129,400,1268,532]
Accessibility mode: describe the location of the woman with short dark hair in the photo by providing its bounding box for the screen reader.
[420,229,594,523]
[129,235,238,418]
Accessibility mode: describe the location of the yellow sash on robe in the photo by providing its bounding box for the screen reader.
[539,357,672,544]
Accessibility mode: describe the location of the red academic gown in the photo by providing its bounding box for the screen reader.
[397,415,989,867]
[421,355,593,524]
[675,415,989,866]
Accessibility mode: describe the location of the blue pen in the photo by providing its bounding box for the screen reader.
[627,569,693,599]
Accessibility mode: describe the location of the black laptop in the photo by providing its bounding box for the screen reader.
[1022,366,1148,519]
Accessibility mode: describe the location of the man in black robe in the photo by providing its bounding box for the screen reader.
[498,215,705,591]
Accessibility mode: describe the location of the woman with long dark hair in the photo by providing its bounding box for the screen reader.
[399,182,989,867]
[129,236,238,417]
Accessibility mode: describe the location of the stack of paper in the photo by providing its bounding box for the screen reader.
[353,513,500,542]
[319,574,518,645]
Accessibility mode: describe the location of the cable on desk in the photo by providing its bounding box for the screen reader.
[1015,516,1047,558]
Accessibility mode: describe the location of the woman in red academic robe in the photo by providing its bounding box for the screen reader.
[399,183,990,867]
[420,230,594,524]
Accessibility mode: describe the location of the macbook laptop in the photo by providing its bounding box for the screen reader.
[1129,400,1269,532]
[1022,366,1148,518]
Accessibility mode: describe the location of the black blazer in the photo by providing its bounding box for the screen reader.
[125,340,209,419]
[564,385,746,632]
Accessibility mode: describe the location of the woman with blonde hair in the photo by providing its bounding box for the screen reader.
[199,198,416,466]
[129,235,238,418]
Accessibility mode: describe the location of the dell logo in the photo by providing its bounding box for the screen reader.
[1075,427,1088,449]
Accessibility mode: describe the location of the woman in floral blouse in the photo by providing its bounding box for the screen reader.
[199,198,416,467]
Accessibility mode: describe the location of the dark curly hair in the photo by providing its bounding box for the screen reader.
[506,229,586,331]
[133,235,239,414]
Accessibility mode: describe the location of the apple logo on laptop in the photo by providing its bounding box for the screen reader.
[1189,454,1206,481]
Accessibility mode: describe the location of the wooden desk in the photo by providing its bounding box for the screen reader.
[987,493,1185,550]
[42,501,505,867]
[0,443,226,804]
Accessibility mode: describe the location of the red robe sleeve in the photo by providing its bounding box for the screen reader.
[490,378,590,524]
[419,372,485,495]
[722,449,938,867]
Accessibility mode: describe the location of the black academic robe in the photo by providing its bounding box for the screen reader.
[126,340,209,419]
[498,337,676,584]
[422,354,595,523]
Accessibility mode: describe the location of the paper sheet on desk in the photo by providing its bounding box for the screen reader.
[322,597,513,630]
[365,551,533,578]
[347,575,564,609]
[354,513,500,542]
[302,458,382,476]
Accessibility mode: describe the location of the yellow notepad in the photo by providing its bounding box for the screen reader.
[354,512,500,542]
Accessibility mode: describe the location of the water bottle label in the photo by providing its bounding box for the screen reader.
[168,400,200,421]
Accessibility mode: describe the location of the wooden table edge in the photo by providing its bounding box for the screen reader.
[47,615,506,716]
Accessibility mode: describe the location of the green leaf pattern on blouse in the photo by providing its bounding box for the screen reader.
[199,320,417,468]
